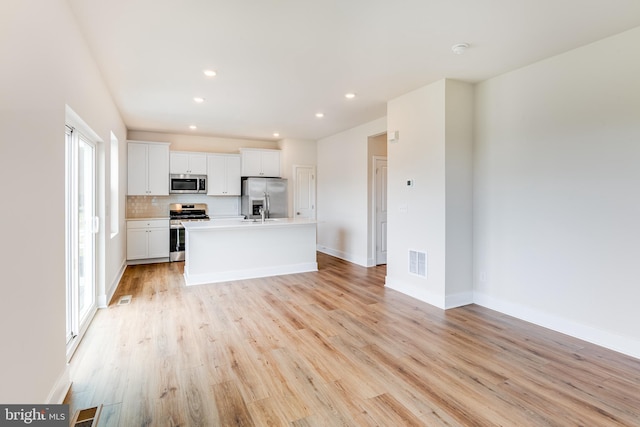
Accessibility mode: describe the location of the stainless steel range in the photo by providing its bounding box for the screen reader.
[169,203,209,262]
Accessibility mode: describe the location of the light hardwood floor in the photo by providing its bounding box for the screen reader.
[65,253,640,426]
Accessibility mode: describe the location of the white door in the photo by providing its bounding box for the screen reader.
[66,126,97,345]
[375,157,388,265]
[294,165,316,219]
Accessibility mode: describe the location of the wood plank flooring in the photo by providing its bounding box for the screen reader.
[65,253,640,426]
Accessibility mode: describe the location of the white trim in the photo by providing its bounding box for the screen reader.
[184,262,318,286]
[371,156,388,266]
[66,305,98,362]
[65,105,102,143]
[127,257,170,265]
[378,279,640,359]
[473,291,640,360]
[46,365,71,404]
[445,292,474,309]
[384,276,445,309]
[316,245,369,267]
[98,260,126,308]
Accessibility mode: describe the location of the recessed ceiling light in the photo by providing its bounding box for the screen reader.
[189,125,197,130]
[203,69,217,77]
[345,93,356,99]
[273,132,280,138]
[451,43,470,55]
[193,97,205,103]
[315,112,324,118]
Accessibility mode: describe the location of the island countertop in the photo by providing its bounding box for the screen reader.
[182,217,316,230]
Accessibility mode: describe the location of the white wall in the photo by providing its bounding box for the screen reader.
[317,118,386,265]
[474,27,640,357]
[0,0,126,403]
[385,80,473,308]
[444,80,474,305]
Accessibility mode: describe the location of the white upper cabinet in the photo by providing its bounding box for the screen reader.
[207,154,241,196]
[127,141,170,196]
[170,151,208,175]
[240,148,281,177]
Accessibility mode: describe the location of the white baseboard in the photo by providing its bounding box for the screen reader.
[316,245,368,267]
[445,291,474,309]
[473,291,640,360]
[384,276,445,309]
[127,257,170,265]
[381,280,640,360]
[46,365,71,404]
[98,260,126,308]
[184,262,318,286]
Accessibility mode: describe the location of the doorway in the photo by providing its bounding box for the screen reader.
[373,156,388,265]
[65,121,98,355]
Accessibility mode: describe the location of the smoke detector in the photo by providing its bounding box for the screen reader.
[451,43,470,55]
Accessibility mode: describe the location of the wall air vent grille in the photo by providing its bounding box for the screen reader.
[409,250,427,277]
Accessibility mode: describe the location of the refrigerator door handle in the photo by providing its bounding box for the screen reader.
[265,192,270,217]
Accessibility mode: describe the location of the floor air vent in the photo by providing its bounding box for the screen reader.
[117,295,132,305]
[409,250,427,277]
[71,405,102,427]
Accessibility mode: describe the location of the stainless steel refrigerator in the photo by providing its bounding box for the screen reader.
[241,178,288,219]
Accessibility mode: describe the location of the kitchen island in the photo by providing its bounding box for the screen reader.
[182,218,317,286]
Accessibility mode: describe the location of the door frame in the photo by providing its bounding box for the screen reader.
[65,106,103,360]
[371,156,388,265]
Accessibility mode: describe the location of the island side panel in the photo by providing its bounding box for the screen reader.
[184,223,317,285]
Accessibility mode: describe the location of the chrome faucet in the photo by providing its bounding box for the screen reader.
[259,207,265,224]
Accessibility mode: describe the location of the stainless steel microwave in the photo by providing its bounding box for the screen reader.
[169,174,207,194]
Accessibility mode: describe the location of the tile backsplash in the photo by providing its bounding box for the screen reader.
[127,194,241,218]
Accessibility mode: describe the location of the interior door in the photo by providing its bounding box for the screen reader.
[375,158,388,265]
[294,165,316,219]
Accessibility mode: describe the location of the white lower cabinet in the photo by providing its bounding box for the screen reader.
[127,219,169,262]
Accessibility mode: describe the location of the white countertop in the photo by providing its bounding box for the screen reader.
[182,217,316,230]
[126,217,169,221]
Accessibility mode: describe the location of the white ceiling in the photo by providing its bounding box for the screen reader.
[68,0,640,141]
